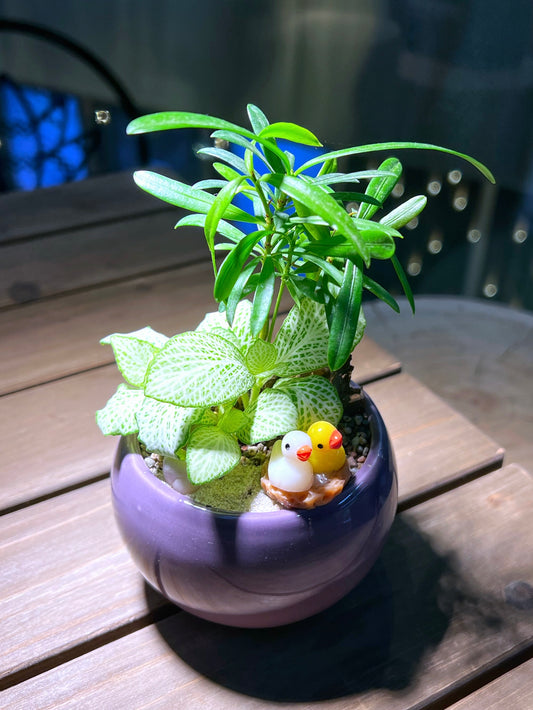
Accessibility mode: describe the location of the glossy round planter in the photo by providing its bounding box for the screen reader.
[111,393,397,628]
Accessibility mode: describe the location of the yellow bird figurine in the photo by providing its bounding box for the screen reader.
[307,421,346,474]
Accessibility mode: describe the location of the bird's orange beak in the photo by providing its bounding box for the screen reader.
[297,445,312,461]
[329,429,343,449]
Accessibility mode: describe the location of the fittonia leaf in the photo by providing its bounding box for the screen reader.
[196,299,255,354]
[238,390,298,445]
[136,397,202,457]
[273,376,343,431]
[100,327,169,387]
[96,385,145,436]
[273,299,330,377]
[144,331,254,408]
[186,426,241,485]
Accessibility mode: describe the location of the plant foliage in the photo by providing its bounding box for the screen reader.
[97,105,494,485]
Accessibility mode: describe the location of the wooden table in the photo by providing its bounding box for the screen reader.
[2,175,533,709]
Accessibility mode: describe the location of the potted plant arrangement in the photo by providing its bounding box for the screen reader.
[97,105,493,627]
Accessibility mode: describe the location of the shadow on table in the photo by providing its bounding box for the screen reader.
[142,515,500,702]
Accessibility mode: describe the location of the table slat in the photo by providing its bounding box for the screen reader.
[3,464,532,708]
[365,373,504,504]
[0,374,505,680]
[1,171,166,244]
[0,210,211,307]
[448,659,533,710]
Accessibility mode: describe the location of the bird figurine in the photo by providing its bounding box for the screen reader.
[307,421,346,474]
[267,430,314,492]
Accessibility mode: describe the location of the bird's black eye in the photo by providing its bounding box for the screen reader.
[317,443,324,449]
[285,443,290,450]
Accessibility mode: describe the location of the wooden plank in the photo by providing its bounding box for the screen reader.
[0,367,121,511]
[0,264,396,396]
[3,464,532,707]
[447,659,533,709]
[0,339,398,511]
[365,296,533,481]
[0,261,225,395]
[0,209,210,306]
[1,170,168,243]
[0,381,507,679]
[365,372,505,504]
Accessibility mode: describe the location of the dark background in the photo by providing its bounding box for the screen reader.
[1,0,532,309]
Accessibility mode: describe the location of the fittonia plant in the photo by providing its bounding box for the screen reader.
[96,104,494,487]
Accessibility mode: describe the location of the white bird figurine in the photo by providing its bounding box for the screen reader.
[267,430,314,492]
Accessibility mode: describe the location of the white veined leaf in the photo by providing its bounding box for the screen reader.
[218,407,247,434]
[145,331,254,407]
[245,339,277,375]
[100,327,169,386]
[273,376,343,431]
[95,384,145,436]
[196,299,254,354]
[186,425,241,484]
[273,299,330,377]
[238,390,298,445]
[136,397,202,456]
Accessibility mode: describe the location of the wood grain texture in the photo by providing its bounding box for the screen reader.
[0,261,229,395]
[0,260,395,396]
[2,170,168,243]
[0,378,507,681]
[3,464,532,708]
[365,296,533,474]
[0,338,397,511]
[448,659,533,709]
[0,209,210,306]
[365,372,505,503]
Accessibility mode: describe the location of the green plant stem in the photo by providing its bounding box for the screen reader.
[248,383,261,407]
[251,175,272,227]
[267,280,285,342]
[240,391,249,409]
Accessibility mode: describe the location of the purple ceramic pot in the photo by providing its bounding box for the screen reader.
[111,393,397,628]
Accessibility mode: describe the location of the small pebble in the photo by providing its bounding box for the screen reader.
[357,455,366,464]
[355,415,363,426]
[363,446,369,456]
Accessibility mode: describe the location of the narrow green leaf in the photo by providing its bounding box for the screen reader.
[175,213,246,243]
[391,254,415,313]
[214,230,267,302]
[186,425,241,484]
[250,258,275,336]
[197,147,248,174]
[295,254,344,285]
[127,111,258,137]
[133,170,259,223]
[192,179,228,190]
[362,275,400,312]
[296,141,496,184]
[205,175,247,250]
[380,195,428,229]
[313,170,397,185]
[247,103,270,134]
[211,130,271,170]
[317,157,338,176]
[259,122,323,147]
[357,158,402,220]
[226,261,258,326]
[328,259,363,371]
[212,162,242,181]
[265,174,370,264]
[331,191,382,206]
